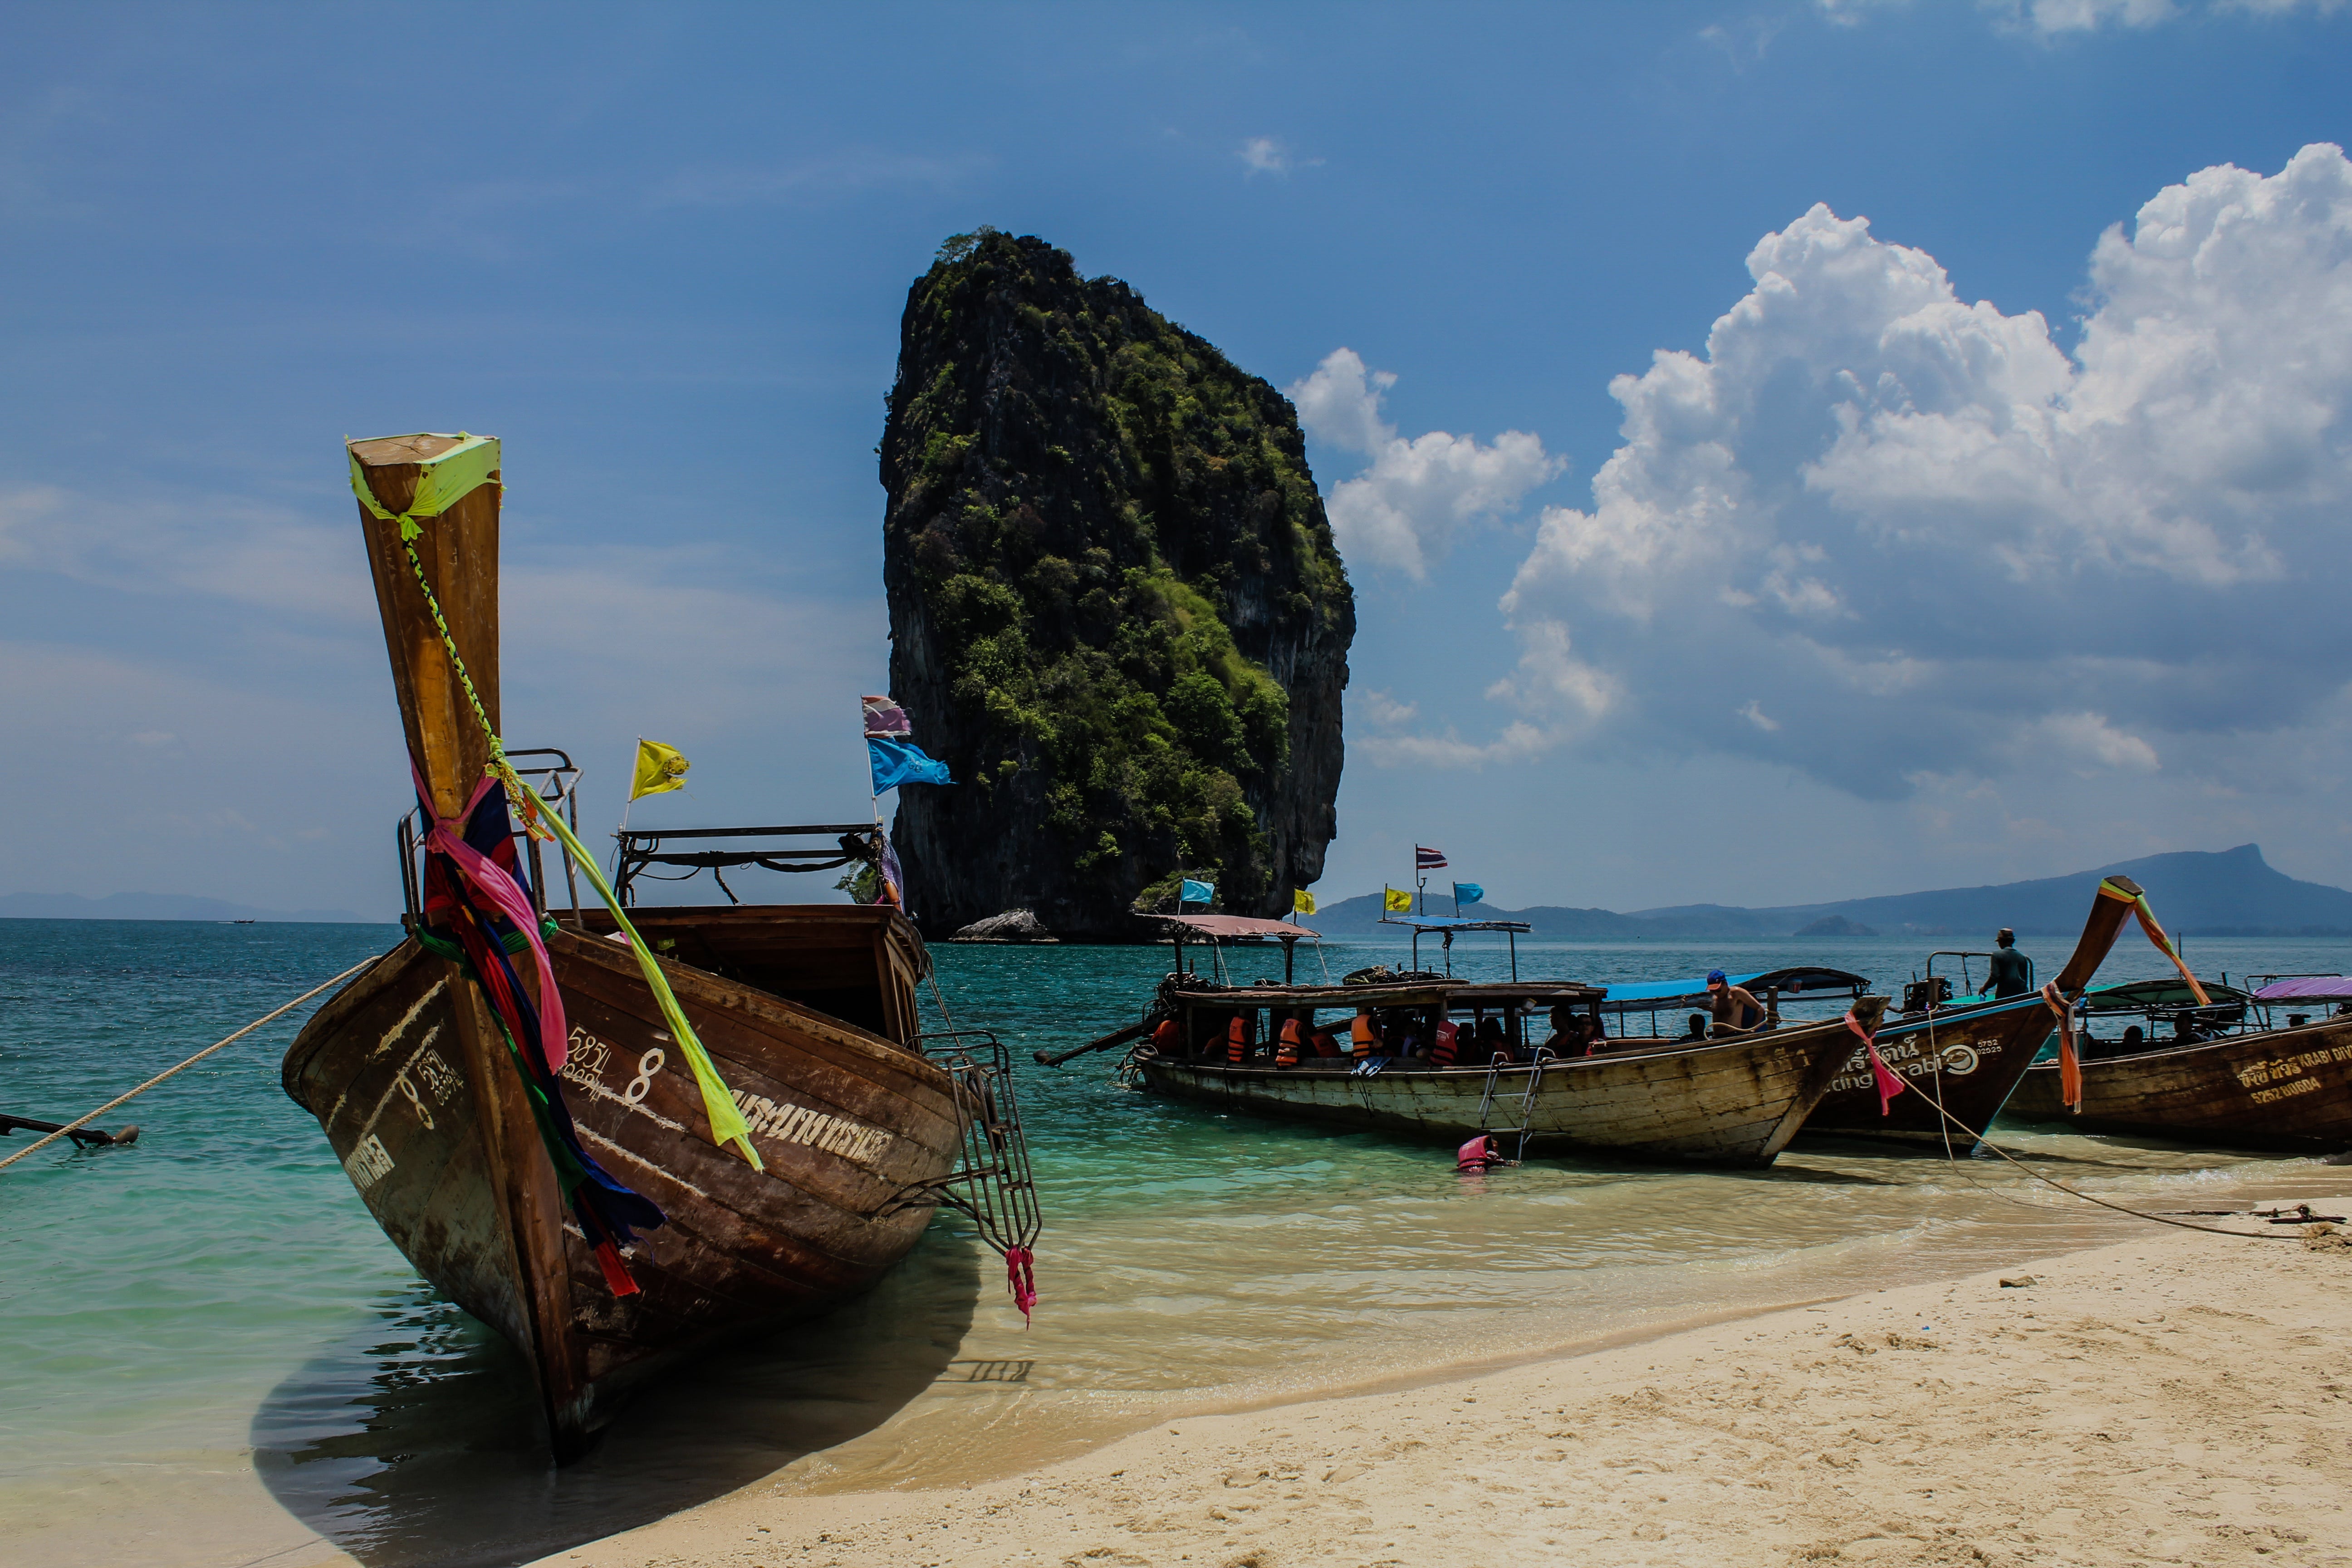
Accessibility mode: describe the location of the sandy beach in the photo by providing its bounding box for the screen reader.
[532,1215,2352,1568]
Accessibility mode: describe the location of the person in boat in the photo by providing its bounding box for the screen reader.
[1310,1024,1344,1059]
[1474,1014,1512,1063]
[1151,1016,1183,1058]
[1274,1015,1306,1068]
[1683,1013,1708,1041]
[1430,1015,1462,1066]
[1705,970,1765,1036]
[1987,930,2031,999]
[1350,1007,1379,1062]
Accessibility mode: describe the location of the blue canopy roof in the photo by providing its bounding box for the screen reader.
[1594,966,1871,1016]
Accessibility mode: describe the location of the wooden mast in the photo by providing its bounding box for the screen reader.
[348,433,588,1452]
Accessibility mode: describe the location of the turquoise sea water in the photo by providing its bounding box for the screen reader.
[4,917,2348,1568]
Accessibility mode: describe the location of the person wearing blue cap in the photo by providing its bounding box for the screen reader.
[1704,970,1765,1037]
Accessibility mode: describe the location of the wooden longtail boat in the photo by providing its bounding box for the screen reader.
[1798,878,2152,1150]
[1117,916,1885,1167]
[2003,975,2352,1152]
[282,433,1036,1459]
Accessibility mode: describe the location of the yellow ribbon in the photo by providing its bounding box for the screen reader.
[356,434,761,1170]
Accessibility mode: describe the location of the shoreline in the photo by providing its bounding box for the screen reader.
[531,1210,2352,1568]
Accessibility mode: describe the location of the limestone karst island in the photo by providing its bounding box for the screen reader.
[881,230,1353,941]
[10,14,2352,1567]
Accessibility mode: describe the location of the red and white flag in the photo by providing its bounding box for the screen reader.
[862,695,912,738]
[1415,845,1447,871]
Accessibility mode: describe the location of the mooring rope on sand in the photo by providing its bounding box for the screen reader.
[1913,1091,2303,1240]
[0,956,381,1173]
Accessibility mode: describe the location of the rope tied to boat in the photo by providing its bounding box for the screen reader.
[350,441,761,1172]
[0,957,381,1173]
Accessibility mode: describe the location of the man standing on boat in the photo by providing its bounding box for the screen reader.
[1988,929,2032,999]
[1705,970,1765,1036]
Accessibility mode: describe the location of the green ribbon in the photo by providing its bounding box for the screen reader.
[348,433,502,540]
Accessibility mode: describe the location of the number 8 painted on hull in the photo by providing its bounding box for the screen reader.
[625,1048,666,1105]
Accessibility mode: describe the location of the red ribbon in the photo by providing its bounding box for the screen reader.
[1847,1012,1906,1116]
[1006,1245,1037,1323]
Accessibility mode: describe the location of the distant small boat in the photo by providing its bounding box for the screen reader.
[2004,972,2352,1152]
[1111,914,1883,1167]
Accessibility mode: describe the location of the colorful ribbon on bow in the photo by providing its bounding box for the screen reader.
[414,770,664,1295]
[2041,979,2082,1113]
[1846,1010,1907,1116]
[2098,878,2211,1006]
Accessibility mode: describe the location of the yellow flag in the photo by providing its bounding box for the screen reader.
[1293,888,1317,916]
[630,739,691,801]
[1383,887,1412,912]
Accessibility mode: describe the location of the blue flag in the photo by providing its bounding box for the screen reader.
[1180,878,1215,906]
[868,737,953,794]
[1453,882,1485,906]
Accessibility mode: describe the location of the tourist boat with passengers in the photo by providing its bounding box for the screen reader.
[1067,912,1886,1167]
[282,433,1037,1460]
[2003,970,2352,1152]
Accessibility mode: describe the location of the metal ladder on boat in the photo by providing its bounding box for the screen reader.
[880,1030,1042,1266]
[1475,1049,1553,1162]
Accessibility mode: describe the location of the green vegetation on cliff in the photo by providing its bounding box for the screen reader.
[882,230,1353,932]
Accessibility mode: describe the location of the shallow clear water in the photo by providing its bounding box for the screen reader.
[3,919,2346,1568]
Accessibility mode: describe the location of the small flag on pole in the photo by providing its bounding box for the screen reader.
[629,740,691,801]
[863,695,952,793]
[1453,882,1484,906]
[1384,887,1413,912]
[868,738,952,794]
[1293,888,1317,916]
[1416,846,1448,870]
[1180,878,1215,906]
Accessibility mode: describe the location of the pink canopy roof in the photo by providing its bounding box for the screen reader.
[1155,913,1320,941]
[2253,975,2352,1002]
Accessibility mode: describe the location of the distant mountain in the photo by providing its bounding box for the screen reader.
[1303,845,2352,941]
[0,892,377,924]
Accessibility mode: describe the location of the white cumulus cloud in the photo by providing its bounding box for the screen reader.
[1290,348,1565,579]
[1453,143,2352,797]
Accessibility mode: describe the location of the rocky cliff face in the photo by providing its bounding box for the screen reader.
[880,231,1354,941]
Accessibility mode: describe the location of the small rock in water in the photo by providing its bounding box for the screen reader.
[1999,1275,2037,1288]
[949,909,1058,943]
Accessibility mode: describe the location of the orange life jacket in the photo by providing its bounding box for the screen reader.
[1351,1015,1377,1060]
[1226,1014,1248,1065]
[1151,1018,1181,1054]
[1431,1019,1460,1066]
[1311,1030,1342,1058]
[1276,1017,1303,1068]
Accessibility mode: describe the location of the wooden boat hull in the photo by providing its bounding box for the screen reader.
[1137,1013,1865,1167]
[283,920,962,1454]
[1798,993,2055,1149]
[2002,1013,2352,1152]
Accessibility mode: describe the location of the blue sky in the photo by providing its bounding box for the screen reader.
[3,1,2349,918]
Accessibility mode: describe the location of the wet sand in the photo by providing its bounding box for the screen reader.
[533,1215,2352,1568]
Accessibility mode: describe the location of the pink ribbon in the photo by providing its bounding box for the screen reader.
[415,767,570,1072]
[1847,1011,1906,1115]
